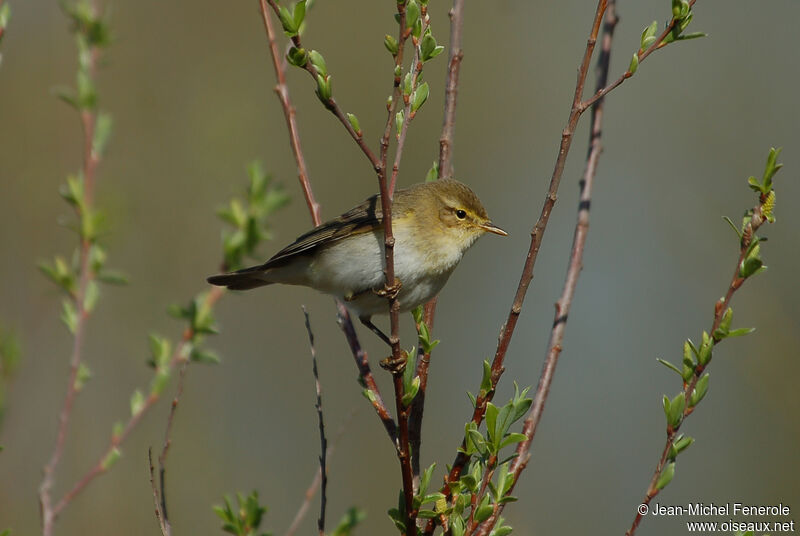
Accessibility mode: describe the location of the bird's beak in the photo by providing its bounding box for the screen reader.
[480,221,508,236]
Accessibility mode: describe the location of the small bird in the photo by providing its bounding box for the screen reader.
[207,179,506,343]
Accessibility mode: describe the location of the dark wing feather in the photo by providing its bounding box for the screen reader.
[264,194,383,267]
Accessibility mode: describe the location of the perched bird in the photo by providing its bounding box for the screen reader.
[207,179,506,342]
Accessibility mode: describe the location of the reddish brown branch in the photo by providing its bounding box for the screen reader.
[437,0,465,181]
[409,0,466,484]
[150,356,190,536]
[579,0,697,113]
[257,0,397,451]
[263,0,382,175]
[258,0,321,225]
[484,5,620,531]
[45,287,223,527]
[425,2,617,534]
[379,2,408,195]
[625,191,771,536]
[39,10,103,534]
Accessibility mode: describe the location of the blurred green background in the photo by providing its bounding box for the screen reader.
[1,0,799,534]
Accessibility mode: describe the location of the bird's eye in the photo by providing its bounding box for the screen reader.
[455,209,467,219]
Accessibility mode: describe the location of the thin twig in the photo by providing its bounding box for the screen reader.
[437,0,465,181]
[46,287,224,525]
[379,1,409,188]
[379,13,436,533]
[263,0,382,175]
[258,0,321,225]
[39,6,102,533]
[580,0,697,113]
[149,448,171,536]
[284,408,356,536]
[473,5,620,534]
[256,0,397,449]
[625,180,773,536]
[428,3,611,522]
[425,2,619,534]
[388,15,430,195]
[409,0,467,485]
[302,308,328,536]
[150,357,190,535]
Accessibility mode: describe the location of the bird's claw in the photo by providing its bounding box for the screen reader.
[374,278,402,300]
[380,350,408,374]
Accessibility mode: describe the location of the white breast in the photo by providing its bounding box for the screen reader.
[306,224,465,317]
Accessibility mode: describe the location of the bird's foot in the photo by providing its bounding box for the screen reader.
[380,350,408,375]
[373,278,402,301]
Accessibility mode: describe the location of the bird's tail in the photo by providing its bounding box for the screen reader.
[207,265,273,291]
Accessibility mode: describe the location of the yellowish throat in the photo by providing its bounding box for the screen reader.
[207,179,506,337]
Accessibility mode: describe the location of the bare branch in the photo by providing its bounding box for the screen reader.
[437,0,465,180]
[258,0,321,225]
[302,308,328,536]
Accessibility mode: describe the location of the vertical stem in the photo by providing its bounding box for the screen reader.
[437,0,465,180]
[39,5,102,533]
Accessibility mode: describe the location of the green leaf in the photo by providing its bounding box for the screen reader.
[668,392,685,428]
[74,362,92,391]
[655,462,675,490]
[147,334,171,369]
[474,497,494,523]
[286,46,308,67]
[480,359,492,396]
[149,369,171,396]
[727,327,755,338]
[420,33,437,62]
[763,147,783,189]
[130,389,145,416]
[672,434,694,456]
[277,5,297,35]
[498,432,527,450]
[411,81,429,113]
[97,269,128,285]
[315,74,332,103]
[485,402,499,445]
[697,331,713,366]
[61,299,79,334]
[405,0,420,30]
[60,173,85,207]
[346,112,361,135]
[292,0,306,30]
[722,216,742,239]
[425,161,439,182]
[309,49,327,77]
[689,373,709,407]
[190,347,221,365]
[100,446,121,470]
[657,358,682,377]
[331,507,366,536]
[395,109,404,137]
[0,2,10,31]
[628,52,639,75]
[92,112,112,158]
[419,463,436,495]
[83,280,100,312]
[384,34,399,56]
[640,20,658,51]
[402,375,420,406]
[675,31,707,41]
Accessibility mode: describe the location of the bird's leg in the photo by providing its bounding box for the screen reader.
[359,316,393,347]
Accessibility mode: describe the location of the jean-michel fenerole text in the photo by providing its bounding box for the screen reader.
[650,503,791,517]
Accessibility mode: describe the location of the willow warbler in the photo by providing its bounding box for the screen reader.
[207,179,506,338]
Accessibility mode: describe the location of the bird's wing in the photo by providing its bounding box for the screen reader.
[264,194,384,267]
